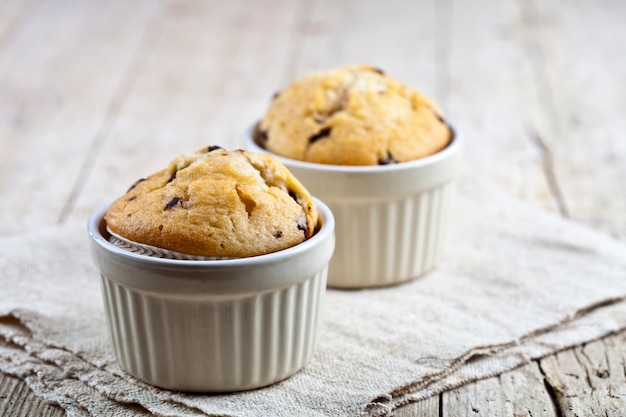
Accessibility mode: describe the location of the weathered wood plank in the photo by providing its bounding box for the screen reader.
[521,0,626,239]
[497,363,559,417]
[0,0,28,50]
[284,0,440,103]
[395,395,440,417]
[0,373,63,417]
[439,363,557,417]
[446,0,558,212]
[0,0,158,237]
[64,0,304,224]
[540,332,626,417]
[443,376,506,417]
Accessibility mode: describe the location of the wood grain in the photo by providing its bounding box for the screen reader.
[448,0,558,213]
[0,0,158,236]
[523,0,626,239]
[539,332,626,417]
[64,0,303,225]
[0,373,62,417]
[441,363,558,417]
[395,396,439,417]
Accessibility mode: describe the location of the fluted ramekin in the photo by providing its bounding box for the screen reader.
[242,125,462,288]
[87,198,334,392]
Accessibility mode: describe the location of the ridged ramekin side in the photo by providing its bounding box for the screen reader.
[100,268,327,392]
[327,182,454,288]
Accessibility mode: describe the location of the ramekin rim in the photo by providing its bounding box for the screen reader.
[87,197,335,269]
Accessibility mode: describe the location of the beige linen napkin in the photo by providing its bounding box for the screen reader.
[1,176,626,417]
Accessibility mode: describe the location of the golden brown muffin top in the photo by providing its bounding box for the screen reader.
[105,146,318,258]
[257,65,451,166]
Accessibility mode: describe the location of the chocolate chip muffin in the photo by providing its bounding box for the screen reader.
[256,65,451,166]
[105,146,318,258]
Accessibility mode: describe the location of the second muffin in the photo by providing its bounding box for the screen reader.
[257,65,451,166]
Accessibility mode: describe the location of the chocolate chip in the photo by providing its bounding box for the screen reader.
[308,127,332,143]
[127,195,137,201]
[372,67,385,75]
[297,220,308,234]
[207,145,222,152]
[378,152,398,165]
[126,178,146,192]
[272,91,280,100]
[166,171,177,184]
[274,231,283,238]
[165,197,182,210]
[253,126,268,148]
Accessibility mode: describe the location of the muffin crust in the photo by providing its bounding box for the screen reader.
[258,65,451,166]
[105,147,318,258]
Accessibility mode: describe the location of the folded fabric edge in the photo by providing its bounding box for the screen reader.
[361,296,626,416]
[0,313,213,417]
[0,337,220,417]
[0,339,117,417]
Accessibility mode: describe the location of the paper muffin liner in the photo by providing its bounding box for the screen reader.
[106,228,237,261]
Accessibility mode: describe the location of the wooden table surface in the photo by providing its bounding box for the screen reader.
[1,0,625,415]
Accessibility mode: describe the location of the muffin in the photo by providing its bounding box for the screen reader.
[88,146,335,391]
[89,199,335,392]
[244,65,462,288]
[256,64,451,166]
[105,146,318,258]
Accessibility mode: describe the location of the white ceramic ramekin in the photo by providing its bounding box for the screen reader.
[242,125,462,288]
[87,198,334,392]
